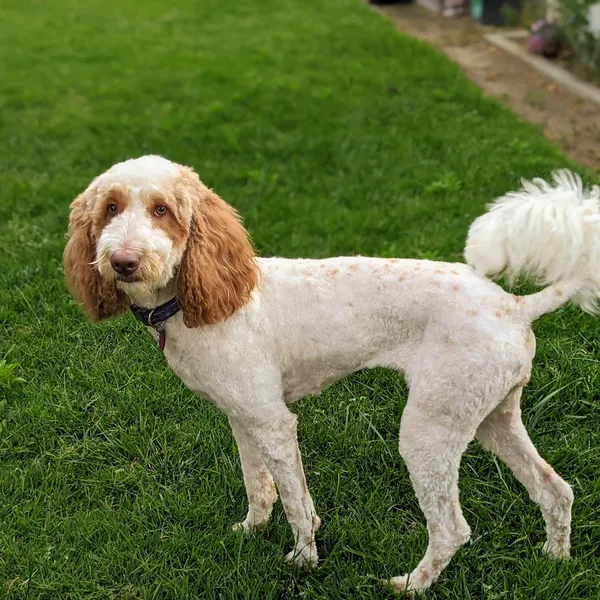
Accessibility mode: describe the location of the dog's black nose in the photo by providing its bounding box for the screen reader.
[110,250,139,276]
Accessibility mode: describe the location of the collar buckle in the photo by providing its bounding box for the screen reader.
[129,298,180,353]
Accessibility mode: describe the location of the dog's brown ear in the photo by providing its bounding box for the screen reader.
[176,168,258,328]
[63,189,129,321]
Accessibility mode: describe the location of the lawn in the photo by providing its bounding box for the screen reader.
[0,0,599,597]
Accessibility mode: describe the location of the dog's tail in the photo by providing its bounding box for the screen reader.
[464,170,600,322]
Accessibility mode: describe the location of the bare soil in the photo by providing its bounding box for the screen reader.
[513,36,600,87]
[379,4,600,173]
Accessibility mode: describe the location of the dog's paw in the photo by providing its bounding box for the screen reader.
[542,539,570,559]
[232,516,268,534]
[284,542,318,570]
[390,574,413,594]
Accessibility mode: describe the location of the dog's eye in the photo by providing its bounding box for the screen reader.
[107,203,118,214]
[154,205,168,217]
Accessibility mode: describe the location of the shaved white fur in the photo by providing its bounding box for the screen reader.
[70,158,599,593]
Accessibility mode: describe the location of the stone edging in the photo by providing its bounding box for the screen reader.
[485,31,600,106]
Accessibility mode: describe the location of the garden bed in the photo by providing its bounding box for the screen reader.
[518,38,600,87]
[484,30,600,103]
[379,4,600,172]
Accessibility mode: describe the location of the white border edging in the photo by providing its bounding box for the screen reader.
[416,0,440,12]
[485,31,600,105]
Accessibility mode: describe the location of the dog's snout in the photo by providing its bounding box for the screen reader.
[110,250,140,276]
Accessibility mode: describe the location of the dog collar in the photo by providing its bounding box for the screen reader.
[130,297,180,352]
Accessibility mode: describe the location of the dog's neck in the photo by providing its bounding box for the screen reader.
[119,277,177,309]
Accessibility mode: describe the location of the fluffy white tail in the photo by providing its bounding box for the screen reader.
[465,170,600,319]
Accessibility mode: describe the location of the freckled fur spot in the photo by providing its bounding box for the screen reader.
[542,467,555,483]
[495,311,502,318]
[452,284,460,292]
[525,330,535,350]
[432,281,441,287]
[398,275,406,282]
[349,264,359,272]
[326,269,339,277]
[467,309,478,316]
[418,567,431,581]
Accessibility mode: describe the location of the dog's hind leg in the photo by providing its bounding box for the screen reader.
[476,387,573,558]
[391,394,474,592]
[230,418,278,533]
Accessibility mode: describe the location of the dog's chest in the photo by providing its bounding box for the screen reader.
[155,325,217,399]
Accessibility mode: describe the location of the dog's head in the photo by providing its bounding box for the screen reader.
[64,155,258,327]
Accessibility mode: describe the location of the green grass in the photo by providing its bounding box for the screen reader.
[0,0,599,597]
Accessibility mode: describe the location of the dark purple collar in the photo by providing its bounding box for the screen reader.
[130,297,180,352]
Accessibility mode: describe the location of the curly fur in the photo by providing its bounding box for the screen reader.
[465,170,600,316]
[64,159,257,327]
[64,190,129,320]
[176,168,258,328]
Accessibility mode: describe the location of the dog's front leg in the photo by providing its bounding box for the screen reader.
[229,418,278,533]
[230,408,320,569]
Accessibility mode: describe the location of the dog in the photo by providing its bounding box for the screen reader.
[64,156,599,592]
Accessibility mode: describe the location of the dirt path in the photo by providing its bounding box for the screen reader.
[379,4,600,173]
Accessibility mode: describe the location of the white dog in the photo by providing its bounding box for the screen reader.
[64,156,599,592]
